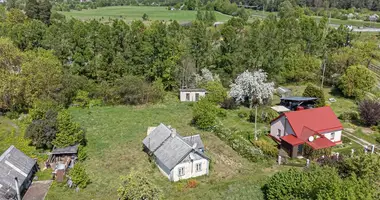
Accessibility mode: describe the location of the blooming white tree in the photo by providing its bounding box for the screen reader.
[229,70,275,107]
[194,68,220,86]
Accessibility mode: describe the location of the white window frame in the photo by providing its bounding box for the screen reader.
[178,167,185,176]
[196,163,202,172]
[330,132,335,140]
[186,93,190,101]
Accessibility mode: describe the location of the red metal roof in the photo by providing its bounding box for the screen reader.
[284,107,343,138]
[281,134,304,145]
[306,137,336,150]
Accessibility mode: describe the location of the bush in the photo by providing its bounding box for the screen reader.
[186,179,198,188]
[204,81,227,104]
[338,65,376,99]
[342,136,351,143]
[339,111,359,121]
[221,97,238,110]
[252,140,278,157]
[78,145,87,161]
[106,76,164,105]
[375,136,380,145]
[73,90,90,108]
[249,107,278,124]
[53,110,86,148]
[25,110,58,149]
[303,83,326,107]
[5,111,19,119]
[142,13,149,21]
[118,170,161,200]
[69,163,90,189]
[359,99,380,126]
[192,98,219,130]
[237,110,249,119]
[213,125,264,162]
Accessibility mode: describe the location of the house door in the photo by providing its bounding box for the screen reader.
[297,144,303,155]
[195,93,200,101]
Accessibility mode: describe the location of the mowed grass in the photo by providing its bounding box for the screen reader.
[60,6,232,22]
[46,99,286,200]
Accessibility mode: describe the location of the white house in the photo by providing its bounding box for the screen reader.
[179,89,206,102]
[143,124,209,182]
[269,107,343,158]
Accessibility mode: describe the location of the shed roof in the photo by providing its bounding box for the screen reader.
[51,144,79,155]
[280,97,317,102]
[179,89,206,92]
[0,145,36,198]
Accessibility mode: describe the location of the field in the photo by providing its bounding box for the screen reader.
[45,96,285,200]
[59,6,232,22]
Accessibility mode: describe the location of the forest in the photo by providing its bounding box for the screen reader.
[2,0,375,114]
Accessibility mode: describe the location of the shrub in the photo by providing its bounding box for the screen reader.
[192,98,219,130]
[303,83,326,107]
[338,65,376,99]
[186,179,198,188]
[25,109,58,149]
[339,111,359,121]
[69,163,90,189]
[213,125,264,162]
[107,76,164,105]
[53,110,86,147]
[78,145,87,161]
[5,111,19,119]
[342,136,351,143]
[73,90,90,108]
[221,97,238,110]
[252,140,278,157]
[118,170,161,200]
[204,81,227,104]
[359,99,380,126]
[237,110,249,119]
[249,107,278,124]
[142,13,149,21]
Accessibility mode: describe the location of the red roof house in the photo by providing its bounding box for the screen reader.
[269,107,343,158]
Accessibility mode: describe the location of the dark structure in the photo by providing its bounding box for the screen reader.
[48,144,78,170]
[0,145,38,200]
[280,97,318,111]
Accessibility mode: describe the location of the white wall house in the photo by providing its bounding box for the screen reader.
[143,124,209,182]
[179,89,206,102]
[269,107,343,158]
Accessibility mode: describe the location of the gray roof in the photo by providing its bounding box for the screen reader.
[182,135,205,150]
[0,146,36,198]
[142,123,172,152]
[281,97,317,101]
[154,136,193,170]
[51,144,79,155]
[143,124,208,171]
[179,89,206,92]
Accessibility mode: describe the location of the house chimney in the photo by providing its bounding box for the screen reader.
[192,143,197,149]
[171,128,176,137]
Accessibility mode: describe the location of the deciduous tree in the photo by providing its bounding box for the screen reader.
[118,170,161,200]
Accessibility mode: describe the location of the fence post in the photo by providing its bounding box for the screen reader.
[336,153,339,160]
[306,159,310,167]
[351,149,355,157]
[278,155,281,165]
[364,145,368,154]
[371,145,375,154]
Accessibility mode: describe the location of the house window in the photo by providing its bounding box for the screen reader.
[330,132,335,140]
[196,163,202,172]
[195,93,200,101]
[186,93,190,101]
[277,129,282,137]
[178,167,185,176]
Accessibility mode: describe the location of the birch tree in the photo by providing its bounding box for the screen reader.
[229,70,275,107]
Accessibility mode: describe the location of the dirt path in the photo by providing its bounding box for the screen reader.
[344,129,379,150]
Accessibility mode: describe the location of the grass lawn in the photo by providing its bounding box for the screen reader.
[45,99,287,200]
[59,6,232,22]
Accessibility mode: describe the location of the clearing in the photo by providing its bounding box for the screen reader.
[45,100,284,200]
[59,6,232,22]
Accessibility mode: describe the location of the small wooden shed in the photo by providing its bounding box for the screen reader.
[48,144,79,170]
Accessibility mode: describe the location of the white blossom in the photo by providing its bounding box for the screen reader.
[194,68,220,86]
[229,70,275,105]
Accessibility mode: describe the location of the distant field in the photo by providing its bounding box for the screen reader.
[59,6,232,22]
